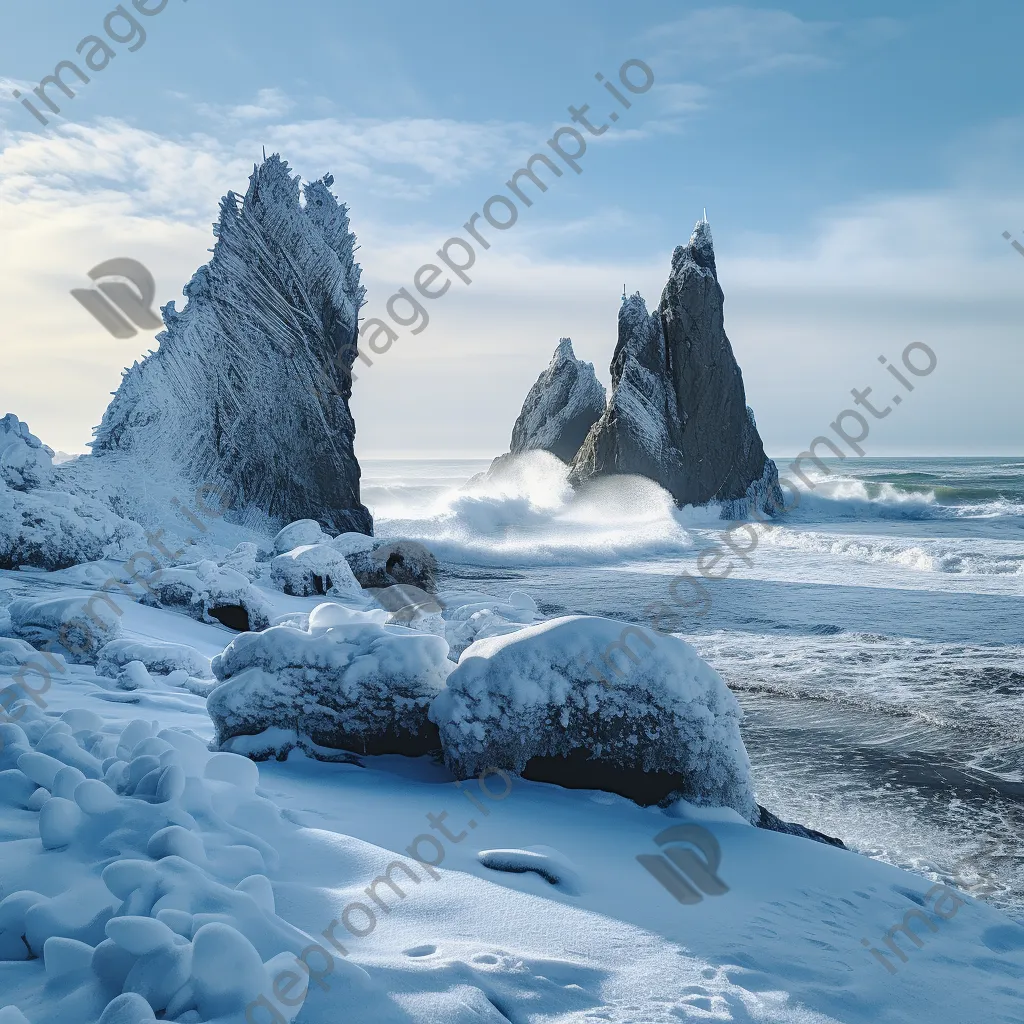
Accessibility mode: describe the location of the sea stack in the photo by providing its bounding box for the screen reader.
[570,219,783,517]
[505,338,606,463]
[90,154,373,535]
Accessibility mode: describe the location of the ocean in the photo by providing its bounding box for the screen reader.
[363,455,1024,922]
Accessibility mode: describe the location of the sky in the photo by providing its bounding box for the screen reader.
[1,0,1022,458]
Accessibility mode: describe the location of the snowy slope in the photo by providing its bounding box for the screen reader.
[0,560,1021,1024]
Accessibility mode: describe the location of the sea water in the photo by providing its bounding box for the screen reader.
[364,454,1024,921]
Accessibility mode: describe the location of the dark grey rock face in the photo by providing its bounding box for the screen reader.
[756,804,846,848]
[507,338,606,463]
[570,220,783,516]
[91,154,372,536]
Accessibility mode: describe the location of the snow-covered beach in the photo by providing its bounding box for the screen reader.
[0,144,1020,1023]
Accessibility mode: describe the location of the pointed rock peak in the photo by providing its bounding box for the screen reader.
[553,337,576,361]
[619,291,649,322]
[671,216,717,278]
[504,339,606,464]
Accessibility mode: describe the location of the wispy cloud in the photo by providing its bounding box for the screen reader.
[647,6,903,82]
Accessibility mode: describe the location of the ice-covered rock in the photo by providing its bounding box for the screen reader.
[442,590,538,659]
[9,594,123,662]
[431,615,758,818]
[0,415,146,571]
[272,519,327,554]
[139,560,271,633]
[0,413,53,491]
[345,538,438,592]
[366,583,444,626]
[570,220,784,517]
[207,615,453,759]
[505,339,606,463]
[96,639,213,680]
[270,542,362,598]
[89,154,373,536]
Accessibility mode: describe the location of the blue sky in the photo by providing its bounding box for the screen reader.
[1,0,1022,456]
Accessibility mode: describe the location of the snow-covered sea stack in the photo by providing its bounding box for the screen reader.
[500,339,606,464]
[90,154,373,535]
[570,219,784,517]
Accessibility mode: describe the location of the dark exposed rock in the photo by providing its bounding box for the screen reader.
[570,220,783,517]
[756,804,846,848]
[505,338,606,464]
[90,154,372,536]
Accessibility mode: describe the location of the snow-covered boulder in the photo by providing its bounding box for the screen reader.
[96,639,213,680]
[328,531,377,557]
[272,519,326,554]
[0,486,146,572]
[140,561,271,633]
[431,615,757,819]
[345,539,438,592]
[504,338,606,464]
[222,541,260,580]
[0,416,146,572]
[207,612,452,760]
[269,543,362,598]
[0,413,53,491]
[9,594,123,663]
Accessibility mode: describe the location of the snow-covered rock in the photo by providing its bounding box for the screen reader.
[570,220,784,517]
[207,612,453,760]
[345,538,438,592]
[222,541,260,580]
[431,615,758,819]
[139,561,271,633]
[0,414,53,491]
[504,338,606,464]
[9,595,122,663]
[89,154,373,536]
[272,519,327,554]
[95,639,212,680]
[270,543,362,598]
[0,415,146,572]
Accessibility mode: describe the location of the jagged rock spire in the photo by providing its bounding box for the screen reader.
[506,338,606,464]
[91,154,372,535]
[570,218,783,516]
